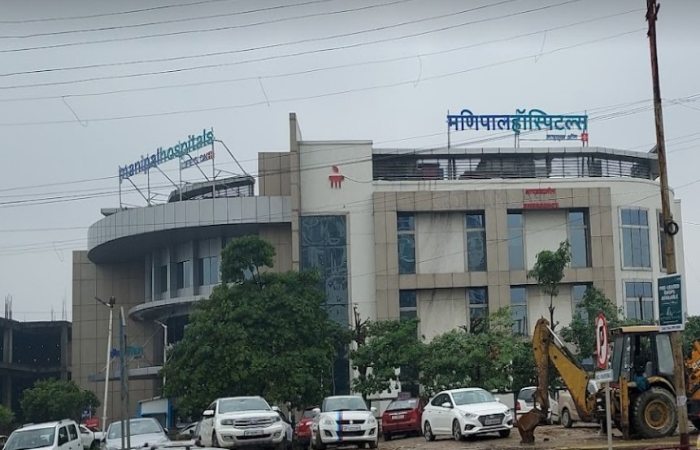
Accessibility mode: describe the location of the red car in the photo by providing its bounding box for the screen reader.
[293,406,318,448]
[380,397,424,441]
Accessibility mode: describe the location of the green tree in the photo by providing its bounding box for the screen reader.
[528,240,571,330]
[350,317,425,400]
[510,338,537,393]
[420,308,519,396]
[683,315,700,354]
[163,236,346,417]
[20,379,100,423]
[0,404,14,432]
[560,286,626,364]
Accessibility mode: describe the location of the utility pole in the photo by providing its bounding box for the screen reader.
[95,296,115,435]
[646,1,688,448]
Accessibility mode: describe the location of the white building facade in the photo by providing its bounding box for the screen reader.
[72,113,685,418]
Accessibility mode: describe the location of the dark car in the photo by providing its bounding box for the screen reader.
[293,407,318,448]
[380,398,424,441]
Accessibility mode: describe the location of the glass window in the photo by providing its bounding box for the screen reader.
[465,213,486,272]
[656,334,674,375]
[399,290,417,321]
[510,286,528,335]
[397,213,416,274]
[658,212,667,271]
[68,425,78,441]
[507,212,524,270]
[572,283,590,321]
[197,256,221,286]
[176,261,192,289]
[621,208,651,268]
[468,287,488,333]
[159,265,168,293]
[568,210,590,268]
[625,281,653,321]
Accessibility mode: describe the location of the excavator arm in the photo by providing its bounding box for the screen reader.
[517,318,597,443]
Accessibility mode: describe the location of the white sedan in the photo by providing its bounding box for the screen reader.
[422,388,513,441]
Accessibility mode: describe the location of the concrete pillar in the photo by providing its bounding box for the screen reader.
[2,375,11,409]
[3,327,12,364]
[60,325,69,380]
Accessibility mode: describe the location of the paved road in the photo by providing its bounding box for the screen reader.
[379,424,699,450]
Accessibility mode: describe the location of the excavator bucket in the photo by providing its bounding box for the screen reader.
[516,408,545,444]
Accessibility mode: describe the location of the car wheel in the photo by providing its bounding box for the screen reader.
[423,421,435,442]
[561,408,573,428]
[382,432,391,441]
[367,440,377,449]
[498,429,510,438]
[212,431,220,448]
[89,441,98,450]
[313,432,326,450]
[452,419,463,441]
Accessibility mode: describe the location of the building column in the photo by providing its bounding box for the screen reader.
[2,374,11,408]
[60,324,69,380]
[3,327,12,364]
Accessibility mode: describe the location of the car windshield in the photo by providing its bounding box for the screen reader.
[301,409,318,418]
[107,419,163,439]
[452,390,495,405]
[386,399,418,411]
[4,427,55,450]
[518,389,535,402]
[323,397,367,412]
[218,398,270,413]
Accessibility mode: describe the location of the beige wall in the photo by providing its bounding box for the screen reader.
[259,223,293,272]
[72,251,157,425]
[258,152,291,197]
[373,187,616,323]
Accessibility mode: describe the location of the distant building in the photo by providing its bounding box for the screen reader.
[0,318,70,414]
[72,113,685,421]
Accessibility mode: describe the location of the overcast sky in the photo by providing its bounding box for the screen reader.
[0,0,698,321]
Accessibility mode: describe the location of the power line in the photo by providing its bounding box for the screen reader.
[0,0,527,54]
[0,28,644,127]
[0,0,401,40]
[0,0,241,24]
[0,8,643,103]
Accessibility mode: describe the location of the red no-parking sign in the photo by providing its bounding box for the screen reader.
[595,313,609,370]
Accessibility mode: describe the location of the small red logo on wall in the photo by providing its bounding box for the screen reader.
[329,165,345,188]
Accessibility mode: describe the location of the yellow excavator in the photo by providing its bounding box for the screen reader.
[517,318,700,443]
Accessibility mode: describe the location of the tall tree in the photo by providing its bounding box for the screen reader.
[350,316,425,400]
[560,286,627,364]
[420,308,518,396]
[163,236,347,417]
[528,240,571,330]
[20,379,99,423]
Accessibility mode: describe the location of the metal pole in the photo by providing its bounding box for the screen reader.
[120,308,131,450]
[119,308,126,450]
[605,383,613,450]
[100,297,115,435]
[646,1,688,447]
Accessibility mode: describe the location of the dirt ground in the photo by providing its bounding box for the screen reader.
[379,423,700,450]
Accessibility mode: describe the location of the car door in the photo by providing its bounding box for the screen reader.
[199,401,217,446]
[57,426,77,450]
[68,424,81,450]
[431,394,450,434]
[79,425,92,450]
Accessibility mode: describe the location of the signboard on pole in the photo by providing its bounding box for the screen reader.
[595,313,609,370]
[658,274,684,332]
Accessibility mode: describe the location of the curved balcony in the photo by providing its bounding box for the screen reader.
[87,196,291,263]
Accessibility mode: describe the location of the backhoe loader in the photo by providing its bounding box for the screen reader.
[517,318,700,443]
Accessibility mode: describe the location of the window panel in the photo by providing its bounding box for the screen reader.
[398,234,416,274]
[624,281,653,321]
[572,283,590,321]
[468,287,488,333]
[510,287,528,335]
[159,265,168,293]
[399,290,417,321]
[621,208,651,268]
[568,210,589,268]
[397,213,415,231]
[465,213,486,272]
[508,212,525,270]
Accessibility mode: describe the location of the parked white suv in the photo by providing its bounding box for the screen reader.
[4,420,82,450]
[198,396,287,449]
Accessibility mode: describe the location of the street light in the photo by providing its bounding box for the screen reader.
[154,320,168,388]
[95,296,115,434]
